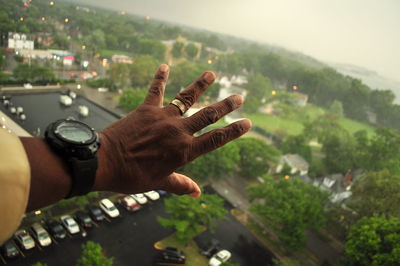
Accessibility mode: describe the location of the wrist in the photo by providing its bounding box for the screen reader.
[93,132,122,192]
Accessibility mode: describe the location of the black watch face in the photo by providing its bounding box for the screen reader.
[55,120,94,143]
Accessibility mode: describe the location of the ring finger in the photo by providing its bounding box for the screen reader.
[165,71,216,116]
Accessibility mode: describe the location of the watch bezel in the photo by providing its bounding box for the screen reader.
[52,119,97,145]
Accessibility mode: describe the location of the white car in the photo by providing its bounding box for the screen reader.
[31,222,52,247]
[144,190,160,201]
[130,193,148,204]
[14,230,35,250]
[99,198,120,218]
[60,215,80,234]
[209,250,232,266]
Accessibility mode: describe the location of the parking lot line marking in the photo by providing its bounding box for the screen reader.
[14,244,25,258]
[92,221,99,228]
[0,253,7,265]
[51,236,59,245]
[104,217,111,223]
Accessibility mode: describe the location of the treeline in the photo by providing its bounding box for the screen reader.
[215,51,400,130]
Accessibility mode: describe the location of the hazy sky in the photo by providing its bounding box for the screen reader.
[79,0,399,81]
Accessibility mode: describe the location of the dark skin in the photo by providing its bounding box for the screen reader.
[21,64,252,211]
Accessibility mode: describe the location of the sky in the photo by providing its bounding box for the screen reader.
[77,0,399,81]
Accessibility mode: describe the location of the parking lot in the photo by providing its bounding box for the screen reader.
[2,191,274,266]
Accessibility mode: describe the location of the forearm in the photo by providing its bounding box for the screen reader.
[20,137,71,211]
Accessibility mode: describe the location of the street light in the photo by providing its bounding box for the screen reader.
[41,16,46,21]
[49,1,54,6]
[271,90,277,95]
[19,17,24,21]
[207,59,213,64]
[64,18,69,23]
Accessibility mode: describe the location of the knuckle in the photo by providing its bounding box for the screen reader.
[211,129,226,147]
[231,122,244,134]
[196,79,208,89]
[154,73,165,80]
[225,97,236,110]
[202,106,219,124]
[149,85,162,96]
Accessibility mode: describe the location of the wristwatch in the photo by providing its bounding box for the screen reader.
[45,119,101,198]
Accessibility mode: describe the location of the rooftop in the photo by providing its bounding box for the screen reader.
[0,89,120,137]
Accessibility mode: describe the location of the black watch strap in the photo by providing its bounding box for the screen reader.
[67,157,98,198]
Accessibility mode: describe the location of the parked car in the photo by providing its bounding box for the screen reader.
[99,198,120,218]
[75,211,93,229]
[45,219,67,240]
[162,247,186,260]
[130,193,148,204]
[144,190,160,201]
[88,205,105,222]
[0,240,19,259]
[118,195,141,212]
[209,250,231,266]
[60,215,80,234]
[156,190,168,197]
[201,239,221,258]
[30,223,52,247]
[14,230,35,250]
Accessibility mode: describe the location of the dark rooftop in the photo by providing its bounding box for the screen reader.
[0,90,120,137]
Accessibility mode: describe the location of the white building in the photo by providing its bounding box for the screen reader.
[7,32,34,50]
[276,154,309,176]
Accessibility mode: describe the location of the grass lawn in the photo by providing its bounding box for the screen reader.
[338,117,375,136]
[155,234,208,266]
[100,49,132,58]
[246,104,375,137]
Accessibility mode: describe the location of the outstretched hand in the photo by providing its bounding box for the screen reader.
[95,64,251,197]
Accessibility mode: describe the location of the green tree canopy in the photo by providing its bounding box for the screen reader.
[344,216,400,266]
[119,88,147,111]
[13,64,55,82]
[130,56,159,88]
[183,142,239,182]
[235,137,280,179]
[329,100,344,117]
[137,39,165,61]
[244,73,273,113]
[76,241,114,266]
[158,194,227,243]
[108,63,131,89]
[248,176,329,250]
[280,134,312,163]
[184,43,199,59]
[348,170,400,220]
[171,41,184,58]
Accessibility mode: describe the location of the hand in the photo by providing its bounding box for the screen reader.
[94,64,251,197]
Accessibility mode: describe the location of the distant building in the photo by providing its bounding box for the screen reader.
[290,92,308,107]
[35,32,54,47]
[5,32,34,50]
[111,55,133,64]
[276,154,309,176]
[17,49,74,66]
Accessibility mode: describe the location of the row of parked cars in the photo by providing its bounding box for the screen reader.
[0,191,165,260]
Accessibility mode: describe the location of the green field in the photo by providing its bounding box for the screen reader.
[246,104,375,137]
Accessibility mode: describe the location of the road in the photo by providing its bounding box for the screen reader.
[3,194,274,266]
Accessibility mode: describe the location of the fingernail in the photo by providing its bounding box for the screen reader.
[189,190,201,198]
[203,72,215,83]
[240,119,252,130]
[159,64,169,72]
[232,94,244,105]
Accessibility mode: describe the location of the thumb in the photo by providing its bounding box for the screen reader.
[161,172,201,198]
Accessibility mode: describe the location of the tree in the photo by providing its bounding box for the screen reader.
[357,128,400,174]
[184,43,198,59]
[108,63,131,89]
[0,49,4,69]
[348,170,400,219]
[280,134,312,163]
[244,73,273,113]
[158,194,227,243]
[171,42,184,58]
[32,263,47,266]
[322,133,356,173]
[137,39,165,61]
[119,88,147,111]
[130,56,159,88]
[248,176,329,250]
[235,137,280,179]
[13,64,55,82]
[344,216,400,266]
[183,142,239,182]
[76,241,113,266]
[329,100,344,117]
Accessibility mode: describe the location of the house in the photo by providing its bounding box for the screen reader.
[5,32,34,50]
[35,32,54,47]
[111,55,133,64]
[290,92,308,107]
[276,154,309,176]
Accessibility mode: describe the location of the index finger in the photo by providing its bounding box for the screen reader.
[190,119,252,160]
